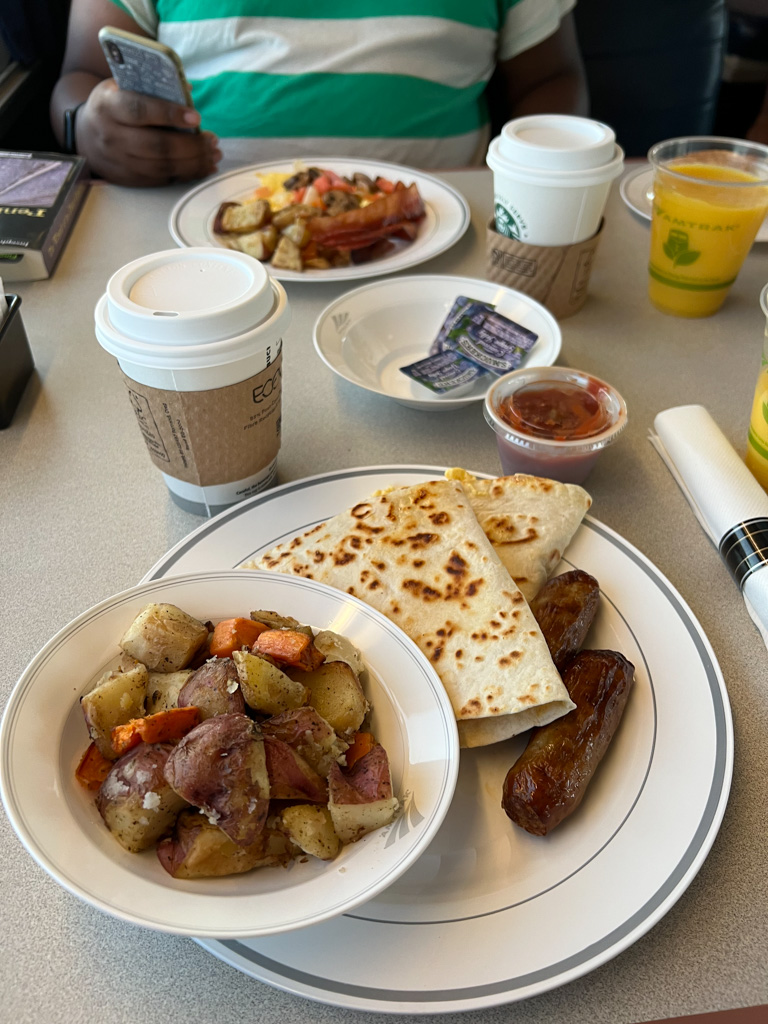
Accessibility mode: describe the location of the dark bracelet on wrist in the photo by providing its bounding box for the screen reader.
[63,102,86,155]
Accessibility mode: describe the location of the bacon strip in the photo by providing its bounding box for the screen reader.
[309,183,425,251]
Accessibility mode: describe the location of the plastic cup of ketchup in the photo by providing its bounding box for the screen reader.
[483,365,628,484]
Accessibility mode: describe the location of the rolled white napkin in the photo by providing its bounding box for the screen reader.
[650,404,768,646]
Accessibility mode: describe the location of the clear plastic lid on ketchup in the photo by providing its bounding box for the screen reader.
[484,366,628,484]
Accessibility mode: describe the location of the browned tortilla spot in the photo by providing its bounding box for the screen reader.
[431,646,443,662]
[445,553,468,577]
[461,698,482,715]
[402,579,441,601]
[351,503,373,519]
[349,536,362,549]
[430,511,450,525]
[368,580,380,590]
[312,551,325,563]
[413,559,425,568]
[373,561,386,570]
[455,649,463,659]
[334,551,356,566]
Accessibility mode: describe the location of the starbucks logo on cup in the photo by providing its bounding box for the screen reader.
[495,202,522,240]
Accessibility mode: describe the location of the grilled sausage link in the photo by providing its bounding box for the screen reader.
[530,569,600,671]
[502,650,634,835]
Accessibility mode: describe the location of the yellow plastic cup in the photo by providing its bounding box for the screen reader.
[745,283,768,491]
[648,136,768,317]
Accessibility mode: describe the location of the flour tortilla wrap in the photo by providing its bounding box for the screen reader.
[248,479,574,745]
[445,469,592,602]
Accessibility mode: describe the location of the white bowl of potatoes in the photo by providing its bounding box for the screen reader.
[0,570,459,938]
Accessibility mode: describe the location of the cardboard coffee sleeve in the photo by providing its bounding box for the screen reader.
[121,352,282,488]
[486,217,605,319]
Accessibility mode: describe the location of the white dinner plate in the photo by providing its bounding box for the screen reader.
[620,163,768,242]
[168,158,471,282]
[0,570,458,939]
[144,465,733,1015]
[313,275,561,412]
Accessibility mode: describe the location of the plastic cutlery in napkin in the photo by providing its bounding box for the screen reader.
[650,404,768,646]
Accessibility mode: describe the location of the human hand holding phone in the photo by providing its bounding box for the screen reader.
[72,27,221,187]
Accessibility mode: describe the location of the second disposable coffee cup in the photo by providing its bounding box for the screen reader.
[95,247,290,517]
[487,114,625,245]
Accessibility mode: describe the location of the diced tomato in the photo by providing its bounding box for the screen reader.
[292,186,306,203]
[253,185,273,199]
[313,174,333,195]
[375,177,396,194]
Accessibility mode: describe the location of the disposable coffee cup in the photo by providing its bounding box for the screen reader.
[95,247,290,517]
[486,114,625,245]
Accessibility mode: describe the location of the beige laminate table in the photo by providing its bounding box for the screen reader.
[2,167,767,1024]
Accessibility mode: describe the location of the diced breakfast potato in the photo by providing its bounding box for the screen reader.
[281,804,341,861]
[251,609,313,636]
[270,235,303,272]
[328,745,399,843]
[329,795,400,844]
[271,204,320,230]
[119,603,209,672]
[281,221,311,248]
[313,630,366,677]
[217,199,271,234]
[97,742,188,852]
[76,597,398,879]
[290,660,369,736]
[145,669,193,715]
[236,225,277,261]
[233,649,310,714]
[157,809,290,878]
[81,662,148,758]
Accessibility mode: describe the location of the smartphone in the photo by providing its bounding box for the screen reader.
[99,26,194,110]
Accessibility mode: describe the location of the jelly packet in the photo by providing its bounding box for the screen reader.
[446,312,537,374]
[401,294,539,396]
[399,349,488,395]
[429,295,495,356]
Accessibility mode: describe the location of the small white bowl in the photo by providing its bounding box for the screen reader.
[313,274,562,412]
[0,570,459,938]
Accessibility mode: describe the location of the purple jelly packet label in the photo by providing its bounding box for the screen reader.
[445,311,539,375]
[429,295,496,356]
[400,349,488,395]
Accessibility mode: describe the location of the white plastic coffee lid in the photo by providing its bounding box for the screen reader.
[105,247,274,345]
[498,115,616,171]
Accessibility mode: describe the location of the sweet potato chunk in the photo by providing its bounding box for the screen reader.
[254,629,325,671]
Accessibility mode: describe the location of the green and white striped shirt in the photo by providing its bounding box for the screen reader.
[110,0,575,168]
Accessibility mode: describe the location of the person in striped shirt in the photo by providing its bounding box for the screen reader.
[51,1,587,187]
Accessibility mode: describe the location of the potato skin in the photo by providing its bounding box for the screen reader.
[163,713,270,847]
[177,658,246,720]
[328,744,399,843]
[157,809,290,878]
[96,743,188,852]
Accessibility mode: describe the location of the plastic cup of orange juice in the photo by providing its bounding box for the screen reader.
[648,136,768,317]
